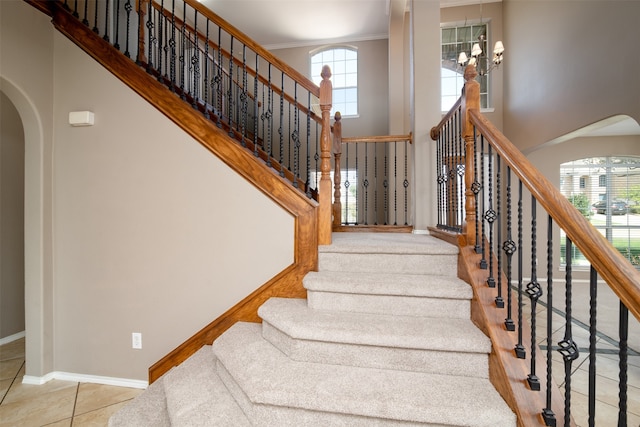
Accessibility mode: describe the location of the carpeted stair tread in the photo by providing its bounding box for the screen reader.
[107,376,170,427]
[318,232,459,255]
[259,297,490,353]
[303,270,472,299]
[213,322,516,427]
[163,345,251,427]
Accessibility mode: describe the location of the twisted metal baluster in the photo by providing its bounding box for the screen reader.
[515,181,526,359]
[503,167,516,331]
[305,92,312,198]
[436,127,444,228]
[145,0,153,71]
[156,0,164,82]
[526,197,542,391]
[485,144,496,287]
[374,151,378,225]
[265,64,273,167]
[543,215,556,426]
[292,84,300,186]
[227,37,234,135]
[480,134,487,269]
[619,301,629,427]
[558,238,579,425]
[191,12,200,109]
[472,129,482,253]
[278,75,285,178]
[203,19,210,118]
[588,266,598,427]
[215,26,222,126]
[495,155,503,307]
[254,54,260,157]
[394,139,398,226]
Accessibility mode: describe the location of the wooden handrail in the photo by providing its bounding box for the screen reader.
[341,133,412,144]
[469,108,640,322]
[430,96,462,140]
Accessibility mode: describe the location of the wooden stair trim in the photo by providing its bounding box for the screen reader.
[48,4,318,383]
[437,229,574,427]
[333,225,413,233]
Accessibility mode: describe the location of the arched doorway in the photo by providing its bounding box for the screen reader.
[0,77,53,379]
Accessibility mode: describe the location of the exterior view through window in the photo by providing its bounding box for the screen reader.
[310,47,358,117]
[561,156,640,268]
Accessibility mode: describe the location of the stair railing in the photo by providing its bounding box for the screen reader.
[50,0,334,244]
[431,64,640,426]
[331,112,413,230]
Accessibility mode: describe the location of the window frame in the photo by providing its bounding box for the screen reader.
[310,46,358,118]
[440,20,492,113]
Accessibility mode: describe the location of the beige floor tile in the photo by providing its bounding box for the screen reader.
[42,418,72,427]
[74,383,143,416]
[0,381,77,427]
[72,400,130,427]
[0,338,25,362]
[0,358,24,381]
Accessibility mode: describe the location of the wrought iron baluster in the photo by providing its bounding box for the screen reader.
[265,64,273,167]
[292,83,300,186]
[588,266,598,427]
[114,0,120,49]
[394,139,399,226]
[436,127,443,228]
[618,301,629,427]
[496,155,503,306]
[145,0,153,71]
[504,167,516,331]
[480,134,487,269]
[156,0,164,82]
[458,111,464,230]
[472,130,481,253]
[278,75,285,178]
[72,0,79,18]
[93,0,100,33]
[384,143,388,225]
[486,144,496,286]
[254,54,260,158]
[305,92,312,198]
[203,19,210,118]
[179,1,186,98]
[227,36,234,135]
[239,45,248,140]
[82,0,89,26]
[364,142,369,225]
[374,149,378,225]
[526,196,542,391]
[543,215,556,426]
[103,0,110,42]
[215,26,222,126]
[558,237,579,425]
[345,142,351,224]
[123,0,132,58]
[355,146,359,224]
[167,0,176,89]
[403,139,408,225]
[515,180,526,359]
[191,12,200,108]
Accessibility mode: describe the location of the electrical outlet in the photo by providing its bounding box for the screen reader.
[132,332,142,349]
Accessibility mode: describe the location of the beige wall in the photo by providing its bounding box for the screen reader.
[503,0,640,152]
[2,1,294,382]
[270,39,390,138]
[0,92,25,339]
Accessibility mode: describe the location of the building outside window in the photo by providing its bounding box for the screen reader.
[441,23,489,112]
[310,47,358,117]
[561,156,640,268]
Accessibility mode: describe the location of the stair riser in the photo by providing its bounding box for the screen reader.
[215,359,446,427]
[307,291,470,319]
[262,322,489,379]
[318,253,458,276]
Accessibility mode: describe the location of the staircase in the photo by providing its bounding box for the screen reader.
[109,233,516,426]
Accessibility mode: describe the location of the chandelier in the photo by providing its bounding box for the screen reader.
[457,34,504,76]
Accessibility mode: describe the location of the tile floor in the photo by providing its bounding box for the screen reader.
[0,338,143,427]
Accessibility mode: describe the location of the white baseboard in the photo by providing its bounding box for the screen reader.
[22,371,148,389]
[0,331,25,346]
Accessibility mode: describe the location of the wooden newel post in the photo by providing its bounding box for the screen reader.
[332,112,343,228]
[318,65,333,245]
[461,64,480,246]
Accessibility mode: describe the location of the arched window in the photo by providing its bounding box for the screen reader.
[561,156,640,268]
[310,47,358,117]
